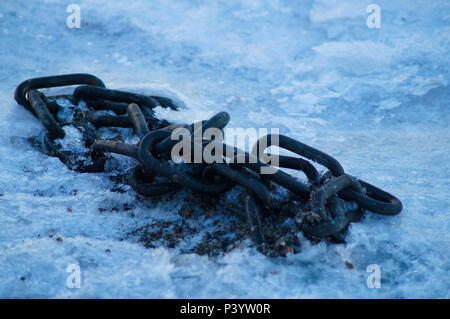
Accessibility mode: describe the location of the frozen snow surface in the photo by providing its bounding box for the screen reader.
[0,0,449,298]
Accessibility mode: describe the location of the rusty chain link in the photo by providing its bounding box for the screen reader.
[14,73,403,252]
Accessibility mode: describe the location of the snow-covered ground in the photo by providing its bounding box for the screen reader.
[0,0,449,298]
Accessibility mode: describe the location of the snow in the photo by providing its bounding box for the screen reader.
[0,0,449,298]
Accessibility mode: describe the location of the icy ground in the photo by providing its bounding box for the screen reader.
[0,0,449,298]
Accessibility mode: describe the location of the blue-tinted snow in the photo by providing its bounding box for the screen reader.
[0,0,448,298]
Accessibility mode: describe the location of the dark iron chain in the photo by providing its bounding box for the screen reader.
[14,74,403,251]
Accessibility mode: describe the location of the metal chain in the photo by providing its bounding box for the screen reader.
[14,73,403,252]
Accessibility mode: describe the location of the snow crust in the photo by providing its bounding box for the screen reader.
[0,0,448,298]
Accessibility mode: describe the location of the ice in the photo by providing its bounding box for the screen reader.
[0,0,449,298]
